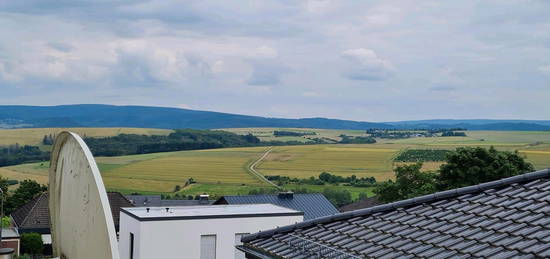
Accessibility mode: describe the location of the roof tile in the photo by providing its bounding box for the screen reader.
[242,169,550,258]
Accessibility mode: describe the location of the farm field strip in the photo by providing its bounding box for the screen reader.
[0,127,172,146]
[1,129,550,194]
[255,145,399,181]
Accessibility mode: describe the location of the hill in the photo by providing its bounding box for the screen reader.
[1,104,549,131]
[0,105,391,130]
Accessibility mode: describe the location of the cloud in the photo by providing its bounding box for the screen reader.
[341,48,395,81]
[430,84,457,92]
[112,44,213,87]
[0,0,549,121]
[246,46,289,86]
[247,61,289,86]
[47,42,74,52]
[538,65,550,76]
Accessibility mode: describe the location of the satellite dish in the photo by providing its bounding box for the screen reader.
[48,132,120,259]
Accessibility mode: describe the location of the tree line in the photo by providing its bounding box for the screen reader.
[0,145,50,167]
[394,149,450,162]
[441,131,467,137]
[266,172,377,187]
[375,146,534,203]
[273,130,317,137]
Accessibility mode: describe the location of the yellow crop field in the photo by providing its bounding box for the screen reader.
[256,145,399,181]
[101,147,269,192]
[0,127,172,146]
[1,129,549,194]
[519,150,550,169]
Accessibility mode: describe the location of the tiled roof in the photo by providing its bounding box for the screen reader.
[339,197,383,213]
[240,169,550,258]
[11,193,49,233]
[11,192,134,233]
[214,193,338,220]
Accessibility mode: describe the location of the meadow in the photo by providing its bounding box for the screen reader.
[0,128,549,199]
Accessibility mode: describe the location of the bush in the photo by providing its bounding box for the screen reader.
[20,233,43,255]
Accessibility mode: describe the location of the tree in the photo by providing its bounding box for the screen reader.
[5,180,46,214]
[1,216,10,227]
[358,192,368,200]
[374,163,437,203]
[20,233,44,255]
[173,185,181,192]
[322,188,352,207]
[0,177,8,197]
[438,146,534,190]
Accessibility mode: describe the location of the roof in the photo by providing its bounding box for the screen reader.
[11,192,134,233]
[11,192,49,233]
[241,169,550,258]
[339,197,383,212]
[1,228,20,239]
[121,204,304,221]
[125,195,214,207]
[214,193,338,220]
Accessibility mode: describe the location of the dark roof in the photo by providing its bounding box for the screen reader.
[108,192,134,228]
[241,169,550,258]
[214,193,338,220]
[338,197,383,212]
[125,195,214,207]
[11,192,134,233]
[11,193,49,233]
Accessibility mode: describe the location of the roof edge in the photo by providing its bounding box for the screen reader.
[242,168,550,242]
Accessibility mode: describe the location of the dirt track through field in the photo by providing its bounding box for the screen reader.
[248,147,280,189]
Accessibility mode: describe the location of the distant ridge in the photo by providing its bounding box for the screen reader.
[0,104,549,131]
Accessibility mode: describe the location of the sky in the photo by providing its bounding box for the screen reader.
[1,0,549,121]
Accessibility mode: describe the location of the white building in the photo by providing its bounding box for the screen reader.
[118,204,304,259]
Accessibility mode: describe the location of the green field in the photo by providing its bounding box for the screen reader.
[1,128,549,198]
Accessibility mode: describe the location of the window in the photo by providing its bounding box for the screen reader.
[129,233,134,259]
[234,233,249,259]
[200,235,216,259]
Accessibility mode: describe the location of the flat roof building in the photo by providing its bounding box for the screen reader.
[118,204,303,259]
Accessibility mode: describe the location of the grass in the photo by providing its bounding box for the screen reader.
[256,145,399,181]
[1,129,550,197]
[0,127,172,147]
[100,147,270,192]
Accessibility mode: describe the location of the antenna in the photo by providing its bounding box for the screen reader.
[48,132,120,259]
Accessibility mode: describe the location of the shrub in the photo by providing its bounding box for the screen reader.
[20,233,43,255]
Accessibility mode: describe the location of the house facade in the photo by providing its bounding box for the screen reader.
[118,204,303,259]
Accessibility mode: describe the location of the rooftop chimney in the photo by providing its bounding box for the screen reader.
[278,191,294,199]
[199,193,210,204]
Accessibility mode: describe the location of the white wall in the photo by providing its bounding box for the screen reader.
[119,214,302,259]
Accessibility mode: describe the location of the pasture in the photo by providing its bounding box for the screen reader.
[0,128,549,196]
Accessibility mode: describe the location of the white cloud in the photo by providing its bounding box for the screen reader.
[364,5,403,26]
[538,65,550,76]
[341,48,395,81]
[0,0,549,120]
[252,46,278,59]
